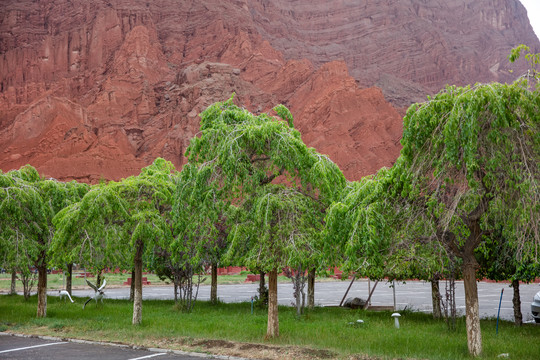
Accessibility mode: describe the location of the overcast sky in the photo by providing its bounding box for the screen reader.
[520,0,540,41]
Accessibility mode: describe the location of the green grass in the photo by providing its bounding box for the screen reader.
[1,295,539,359]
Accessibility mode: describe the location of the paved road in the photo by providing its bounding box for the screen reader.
[0,333,221,360]
[54,279,540,322]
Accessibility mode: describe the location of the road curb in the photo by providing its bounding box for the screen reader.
[0,332,253,360]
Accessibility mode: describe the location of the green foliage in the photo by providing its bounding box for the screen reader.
[51,158,176,271]
[326,78,539,283]
[186,97,346,204]
[509,44,540,88]
[226,185,324,272]
[0,166,87,273]
[273,104,294,128]
[398,82,539,258]
[185,97,346,274]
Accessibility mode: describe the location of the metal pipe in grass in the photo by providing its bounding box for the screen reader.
[496,288,504,335]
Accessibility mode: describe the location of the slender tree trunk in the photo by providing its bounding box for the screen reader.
[130,269,135,302]
[259,271,266,299]
[462,261,482,356]
[10,270,17,295]
[36,264,47,318]
[295,272,302,317]
[174,277,178,304]
[132,241,143,325]
[431,277,442,319]
[210,263,218,304]
[66,263,72,295]
[307,268,315,309]
[266,269,279,338]
[511,279,522,326]
[96,271,102,288]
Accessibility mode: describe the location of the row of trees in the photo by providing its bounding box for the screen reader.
[1,47,539,357]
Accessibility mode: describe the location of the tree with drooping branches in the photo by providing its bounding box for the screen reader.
[0,165,88,317]
[52,158,176,324]
[330,79,539,356]
[184,96,346,337]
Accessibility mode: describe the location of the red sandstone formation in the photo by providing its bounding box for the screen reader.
[249,0,540,106]
[0,0,537,182]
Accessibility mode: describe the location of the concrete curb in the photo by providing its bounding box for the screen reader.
[0,332,253,360]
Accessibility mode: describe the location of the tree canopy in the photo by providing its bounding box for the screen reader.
[52,158,176,324]
[326,79,539,356]
[183,96,346,337]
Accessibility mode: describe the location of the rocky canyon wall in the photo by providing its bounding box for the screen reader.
[0,0,537,182]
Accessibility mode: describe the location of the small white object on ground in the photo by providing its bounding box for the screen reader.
[59,290,74,303]
[391,312,401,329]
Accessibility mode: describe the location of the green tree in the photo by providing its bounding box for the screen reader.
[52,158,176,324]
[185,97,346,337]
[171,163,230,307]
[324,171,450,320]
[227,184,324,319]
[477,226,540,325]
[0,166,87,317]
[377,81,537,356]
[509,44,540,89]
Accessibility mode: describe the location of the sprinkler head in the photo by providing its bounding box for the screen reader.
[391,312,401,329]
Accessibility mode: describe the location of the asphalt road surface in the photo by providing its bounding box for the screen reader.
[0,333,228,360]
[55,279,540,322]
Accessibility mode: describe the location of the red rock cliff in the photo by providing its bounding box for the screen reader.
[0,0,537,182]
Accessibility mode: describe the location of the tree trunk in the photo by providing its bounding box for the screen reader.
[210,263,218,304]
[130,269,135,302]
[10,270,17,295]
[132,241,143,325]
[266,269,279,338]
[66,263,72,295]
[96,271,102,288]
[36,264,47,318]
[431,278,442,319]
[174,276,178,304]
[259,271,266,298]
[295,273,302,317]
[307,268,315,309]
[462,261,482,356]
[511,279,522,326]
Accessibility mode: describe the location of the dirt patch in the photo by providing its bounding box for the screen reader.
[301,348,335,359]
[238,343,272,351]
[192,339,235,349]
[146,335,339,359]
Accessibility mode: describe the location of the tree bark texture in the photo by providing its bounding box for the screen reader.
[132,241,143,325]
[266,269,279,338]
[431,278,442,319]
[130,269,135,301]
[307,268,315,309]
[10,270,16,295]
[66,263,73,295]
[36,264,47,318]
[210,263,218,304]
[511,279,522,326]
[463,262,482,356]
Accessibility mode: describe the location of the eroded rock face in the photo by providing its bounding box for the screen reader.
[0,0,537,182]
[248,0,540,106]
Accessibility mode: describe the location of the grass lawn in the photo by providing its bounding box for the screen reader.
[1,294,539,359]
